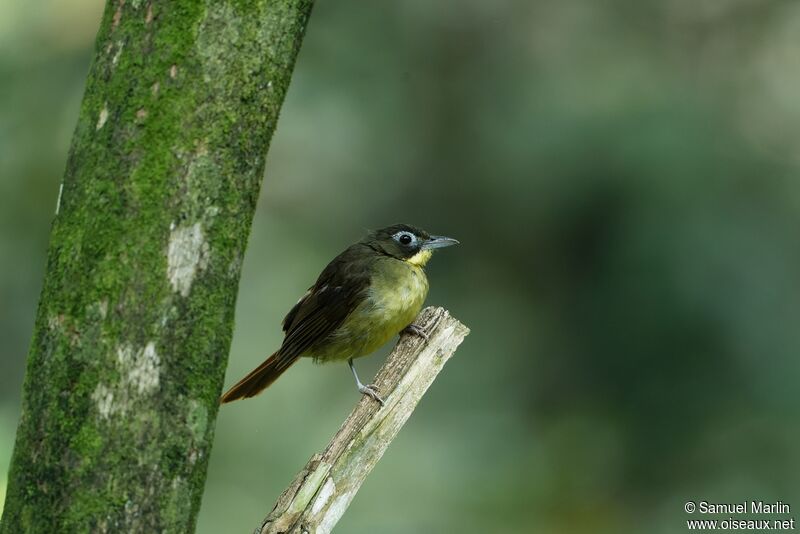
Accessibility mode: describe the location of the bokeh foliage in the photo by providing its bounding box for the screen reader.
[3,0,800,532]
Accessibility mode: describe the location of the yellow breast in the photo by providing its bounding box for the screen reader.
[366,260,429,328]
[314,257,429,362]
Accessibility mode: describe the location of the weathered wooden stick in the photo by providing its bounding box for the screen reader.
[257,306,469,534]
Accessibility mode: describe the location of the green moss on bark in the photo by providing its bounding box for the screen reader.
[0,0,314,532]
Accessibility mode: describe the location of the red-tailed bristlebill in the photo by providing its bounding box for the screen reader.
[220,224,458,406]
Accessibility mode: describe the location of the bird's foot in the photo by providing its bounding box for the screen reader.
[358,383,385,406]
[402,323,429,341]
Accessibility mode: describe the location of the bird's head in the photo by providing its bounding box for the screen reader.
[366,224,459,267]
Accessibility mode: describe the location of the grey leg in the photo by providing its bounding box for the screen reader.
[401,323,429,341]
[348,358,385,406]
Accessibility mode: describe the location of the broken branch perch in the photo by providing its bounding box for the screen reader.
[257,306,469,534]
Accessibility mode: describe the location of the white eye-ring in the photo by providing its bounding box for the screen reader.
[394,231,416,246]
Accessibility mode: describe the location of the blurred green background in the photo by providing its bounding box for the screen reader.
[4,0,800,532]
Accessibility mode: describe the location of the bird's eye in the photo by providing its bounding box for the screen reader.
[395,232,414,245]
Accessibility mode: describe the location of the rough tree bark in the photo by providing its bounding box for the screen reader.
[1,0,314,532]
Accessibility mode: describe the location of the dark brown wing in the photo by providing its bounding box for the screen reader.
[278,243,373,359]
[220,243,374,403]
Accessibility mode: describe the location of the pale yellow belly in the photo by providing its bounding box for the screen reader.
[310,260,428,363]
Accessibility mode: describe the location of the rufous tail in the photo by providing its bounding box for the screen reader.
[220,351,297,404]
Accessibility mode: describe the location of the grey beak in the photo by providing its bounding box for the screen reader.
[422,235,460,250]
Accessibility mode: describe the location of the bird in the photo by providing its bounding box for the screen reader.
[220,224,459,406]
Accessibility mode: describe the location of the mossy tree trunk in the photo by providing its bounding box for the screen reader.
[1,0,313,531]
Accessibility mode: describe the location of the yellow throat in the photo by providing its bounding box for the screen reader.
[405,249,433,267]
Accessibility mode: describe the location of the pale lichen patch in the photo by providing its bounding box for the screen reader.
[319,491,355,533]
[183,143,213,193]
[112,40,124,66]
[55,182,64,215]
[167,222,209,297]
[197,4,242,83]
[92,384,115,419]
[177,141,224,223]
[96,104,109,130]
[93,342,162,419]
[310,478,335,516]
[120,341,160,394]
[47,315,62,331]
